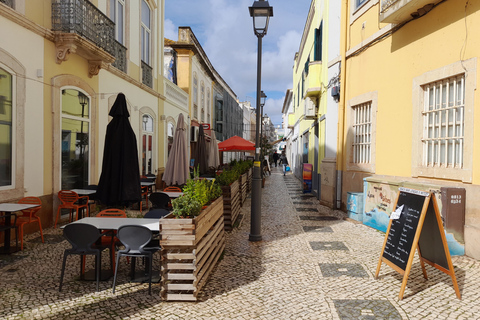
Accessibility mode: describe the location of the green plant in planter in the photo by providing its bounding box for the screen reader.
[171,194,202,218]
[206,179,222,202]
[215,169,240,186]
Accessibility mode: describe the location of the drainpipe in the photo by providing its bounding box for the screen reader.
[336,0,349,210]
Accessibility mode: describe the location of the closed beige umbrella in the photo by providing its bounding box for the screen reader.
[162,113,189,186]
[207,133,220,169]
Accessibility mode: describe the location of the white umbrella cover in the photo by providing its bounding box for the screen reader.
[162,113,189,186]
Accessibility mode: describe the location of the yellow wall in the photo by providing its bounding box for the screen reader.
[345,0,480,179]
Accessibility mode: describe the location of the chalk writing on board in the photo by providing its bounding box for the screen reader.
[382,189,425,271]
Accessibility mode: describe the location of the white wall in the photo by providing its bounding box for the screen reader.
[0,16,45,196]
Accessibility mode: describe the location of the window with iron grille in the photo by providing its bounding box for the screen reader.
[352,101,372,164]
[422,75,465,169]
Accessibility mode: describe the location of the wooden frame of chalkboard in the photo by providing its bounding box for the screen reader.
[375,187,461,300]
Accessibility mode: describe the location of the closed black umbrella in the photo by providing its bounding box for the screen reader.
[194,125,208,176]
[96,93,141,207]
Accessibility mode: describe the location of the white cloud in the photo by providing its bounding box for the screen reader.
[164,19,177,40]
[164,0,311,125]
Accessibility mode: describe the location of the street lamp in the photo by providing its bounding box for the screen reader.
[249,0,273,242]
[77,92,88,159]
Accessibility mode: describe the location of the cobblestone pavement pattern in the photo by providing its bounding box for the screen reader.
[1,166,480,319]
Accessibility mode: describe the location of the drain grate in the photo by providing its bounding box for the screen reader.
[319,263,368,277]
[291,195,316,200]
[296,207,319,212]
[310,241,348,251]
[299,215,339,221]
[333,300,401,320]
[293,201,314,205]
[303,226,333,233]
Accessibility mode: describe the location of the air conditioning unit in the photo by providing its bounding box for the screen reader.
[305,98,316,118]
[190,126,199,142]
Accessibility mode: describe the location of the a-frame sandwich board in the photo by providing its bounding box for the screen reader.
[374,187,461,300]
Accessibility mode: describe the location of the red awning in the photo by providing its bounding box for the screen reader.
[218,136,255,151]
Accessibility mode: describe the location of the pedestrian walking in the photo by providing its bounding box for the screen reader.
[279,151,288,176]
[273,151,279,167]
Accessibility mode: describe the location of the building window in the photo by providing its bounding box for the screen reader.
[142,114,154,175]
[355,0,368,10]
[422,75,465,169]
[347,91,377,173]
[352,102,371,164]
[412,59,475,182]
[0,67,13,188]
[193,73,198,119]
[61,89,90,190]
[110,0,125,45]
[314,21,323,61]
[200,81,205,123]
[207,89,210,123]
[141,0,151,65]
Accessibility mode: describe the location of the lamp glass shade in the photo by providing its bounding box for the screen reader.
[78,92,88,106]
[249,1,273,37]
[260,91,267,106]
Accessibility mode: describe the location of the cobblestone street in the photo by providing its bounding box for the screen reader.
[1,167,480,319]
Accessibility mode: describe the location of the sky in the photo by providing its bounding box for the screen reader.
[164,0,312,126]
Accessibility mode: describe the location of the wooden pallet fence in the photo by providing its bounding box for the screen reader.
[221,180,241,231]
[159,196,225,301]
[240,173,248,205]
[247,168,252,193]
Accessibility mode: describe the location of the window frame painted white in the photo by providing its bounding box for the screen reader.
[346,91,377,173]
[412,58,477,182]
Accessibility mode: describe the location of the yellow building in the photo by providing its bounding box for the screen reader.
[291,0,341,206]
[0,1,183,234]
[340,0,480,258]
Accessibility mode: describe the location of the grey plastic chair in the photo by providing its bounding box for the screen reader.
[112,225,160,295]
[59,223,112,292]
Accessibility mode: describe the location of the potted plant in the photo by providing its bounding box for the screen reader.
[159,173,225,301]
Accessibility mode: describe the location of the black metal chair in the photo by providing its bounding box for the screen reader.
[59,223,113,292]
[112,225,160,295]
[148,192,171,210]
[144,209,170,219]
[0,213,19,251]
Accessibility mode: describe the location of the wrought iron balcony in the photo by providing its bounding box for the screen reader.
[141,61,152,88]
[0,0,14,9]
[52,0,114,55]
[51,0,116,77]
[112,40,127,73]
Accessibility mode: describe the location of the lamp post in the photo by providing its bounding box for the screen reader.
[249,0,273,242]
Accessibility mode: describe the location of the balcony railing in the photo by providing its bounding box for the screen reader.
[141,61,152,88]
[52,0,115,55]
[0,0,14,8]
[112,40,127,73]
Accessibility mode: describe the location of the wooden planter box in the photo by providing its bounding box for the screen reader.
[239,173,248,205]
[159,196,225,301]
[221,180,241,231]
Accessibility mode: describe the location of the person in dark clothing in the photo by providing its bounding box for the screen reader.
[273,151,279,167]
[279,151,288,176]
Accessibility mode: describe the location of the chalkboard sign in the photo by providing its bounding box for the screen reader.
[375,187,461,300]
[418,200,449,271]
[382,188,429,271]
